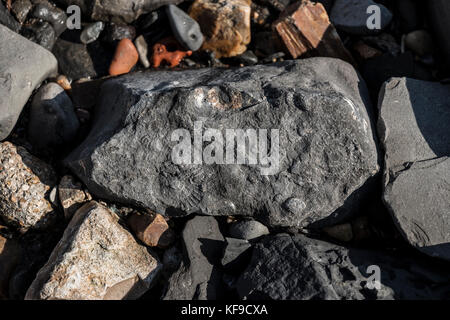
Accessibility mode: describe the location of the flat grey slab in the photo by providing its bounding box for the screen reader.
[378,77,450,261]
[0,24,57,141]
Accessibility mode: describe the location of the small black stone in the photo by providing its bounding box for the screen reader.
[21,21,56,51]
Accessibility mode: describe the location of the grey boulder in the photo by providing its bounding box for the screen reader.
[162,216,225,300]
[0,24,57,141]
[378,78,450,261]
[28,83,80,150]
[331,0,393,35]
[25,201,161,300]
[237,233,450,300]
[66,58,379,229]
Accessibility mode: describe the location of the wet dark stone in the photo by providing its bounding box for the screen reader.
[0,2,21,32]
[21,21,56,51]
[31,2,67,36]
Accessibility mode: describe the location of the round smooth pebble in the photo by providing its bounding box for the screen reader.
[229,220,269,240]
[405,30,434,56]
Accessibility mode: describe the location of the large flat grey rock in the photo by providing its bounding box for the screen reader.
[237,233,450,300]
[0,24,57,141]
[25,201,161,300]
[378,78,450,261]
[66,58,379,229]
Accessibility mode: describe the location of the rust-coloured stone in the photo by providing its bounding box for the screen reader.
[109,38,139,76]
[151,37,192,68]
[273,1,355,65]
[128,212,174,248]
[189,0,252,58]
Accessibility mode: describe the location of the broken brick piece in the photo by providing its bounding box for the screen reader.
[273,0,355,66]
[128,212,175,248]
[151,37,192,68]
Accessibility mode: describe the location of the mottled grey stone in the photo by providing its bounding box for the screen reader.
[66,58,379,229]
[162,216,225,300]
[25,201,161,300]
[0,24,57,141]
[229,220,269,240]
[237,233,450,300]
[331,0,393,35]
[28,83,80,150]
[378,78,450,261]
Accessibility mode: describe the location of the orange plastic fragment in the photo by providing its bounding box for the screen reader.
[151,37,192,68]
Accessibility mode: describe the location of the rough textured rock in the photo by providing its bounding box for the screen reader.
[378,78,450,261]
[237,233,450,300]
[273,0,355,66]
[0,142,57,230]
[58,175,91,220]
[66,58,379,229]
[28,83,80,150]
[11,0,33,24]
[189,0,251,58]
[330,0,393,35]
[25,201,161,300]
[0,24,57,141]
[229,220,269,240]
[162,216,225,300]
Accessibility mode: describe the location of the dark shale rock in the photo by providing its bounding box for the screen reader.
[162,216,226,300]
[221,237,252,273]
[0,24,57,141]
[21,21,56,51]
[31,2,67,36]
[378,77,450,261]
[28,83,80,150]
[166,4,203,51]
[0,2,21,32]
[427,0,450,70]
[66,58,379,229]
[237,233,450,300]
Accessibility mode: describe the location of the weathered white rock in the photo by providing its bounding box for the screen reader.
[25,201,161,300]
[0,142,57,230]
